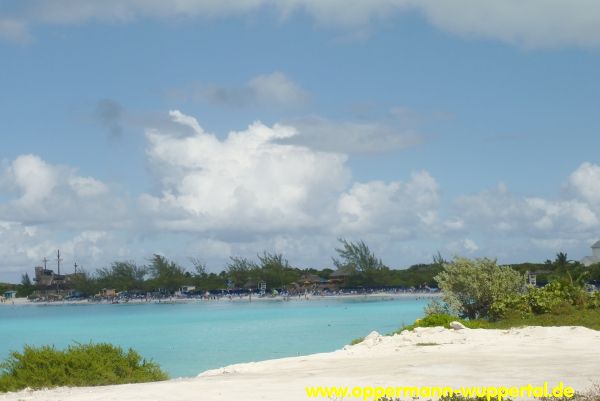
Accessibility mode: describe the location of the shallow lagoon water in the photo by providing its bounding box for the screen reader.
[0,297,427,377]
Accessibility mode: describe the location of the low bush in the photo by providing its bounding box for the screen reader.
[491,281,596,321]
[395,313,478,333]
[0,343,168,392]
[350,337,365,345]
[587,291,600,309]
[435,257,525,319]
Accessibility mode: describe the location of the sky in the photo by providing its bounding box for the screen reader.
[1,0,600,281]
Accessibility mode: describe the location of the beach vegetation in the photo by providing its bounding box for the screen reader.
[405,254,600,332]
[350,337,365,345]
[67,269,100,296]
[333,238,386,274]
[471,308,600,330]
[490,279,599,320]
[29,244,599,300]
[0,343,168,393]
[39,243,446,296]
[396,313,471,332]
[16,273,35,298]
[379,390,600,401]
[254,252,300,290]
[423,298,452,316]
[401,303,600,332]
[190,258,207,276]
[146,254,188,293]
[96,261,147,293]
[332,239,389,288]
[225,256,256,288]
[435,257,525,319]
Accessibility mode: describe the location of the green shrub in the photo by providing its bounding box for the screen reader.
[527,283,567,314]
[397,313,465,332]
[588,292,600,309]
[0,343,168,392]
[435,257,525,319]
[489,293,531,321]
[490,281,597,320]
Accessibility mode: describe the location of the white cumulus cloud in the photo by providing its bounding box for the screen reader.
[140,110,350,234]
[0,154,125,229]
[139,111,448,245]
[567,162,600,205]
[337,171,440,236]
[456,174,600,238]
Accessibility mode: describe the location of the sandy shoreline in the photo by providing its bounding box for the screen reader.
[0,292,439,307]
[2,325,599,401]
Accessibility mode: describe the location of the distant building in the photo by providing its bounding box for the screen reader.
[581,240,600,267]
[3,290,17,299]
[525,271,537,286]
[98,288,116,298]
[329,267,353,287]
[295,274,329,291]
[177,285,196,295]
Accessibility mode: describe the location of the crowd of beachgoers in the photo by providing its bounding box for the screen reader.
[2,288,440,306]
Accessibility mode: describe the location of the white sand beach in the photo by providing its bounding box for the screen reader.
[0,292,439,307]
[2,325,600,401]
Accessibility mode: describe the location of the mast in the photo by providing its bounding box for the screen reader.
[57,250,63,275]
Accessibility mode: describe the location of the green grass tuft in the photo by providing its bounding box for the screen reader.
[395,313,470,333]
[466,308,600,330]
[350,337,365,345]
[0,343,168,393]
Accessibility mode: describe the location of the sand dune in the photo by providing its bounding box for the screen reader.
[2,326,600,401]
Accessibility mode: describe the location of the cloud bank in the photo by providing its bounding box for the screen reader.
[2,1,600,48]
[2,111,600,279]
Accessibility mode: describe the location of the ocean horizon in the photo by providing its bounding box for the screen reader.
[0,297,428,378]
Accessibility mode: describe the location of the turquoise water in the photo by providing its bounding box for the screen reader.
[0,297,427,378]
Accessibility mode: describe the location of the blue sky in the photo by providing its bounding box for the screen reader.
[1,1,600,281]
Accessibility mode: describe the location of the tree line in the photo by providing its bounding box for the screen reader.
[65,240,446,296]
[5,240,600,298]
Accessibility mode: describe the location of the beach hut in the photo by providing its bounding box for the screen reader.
[99,288,116,298]
[300,274,322,285]
[3,290,17,299]
[299,274,328,292]
[178,285,196,295]
[329,267,353,288]
[243,280,257,290]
